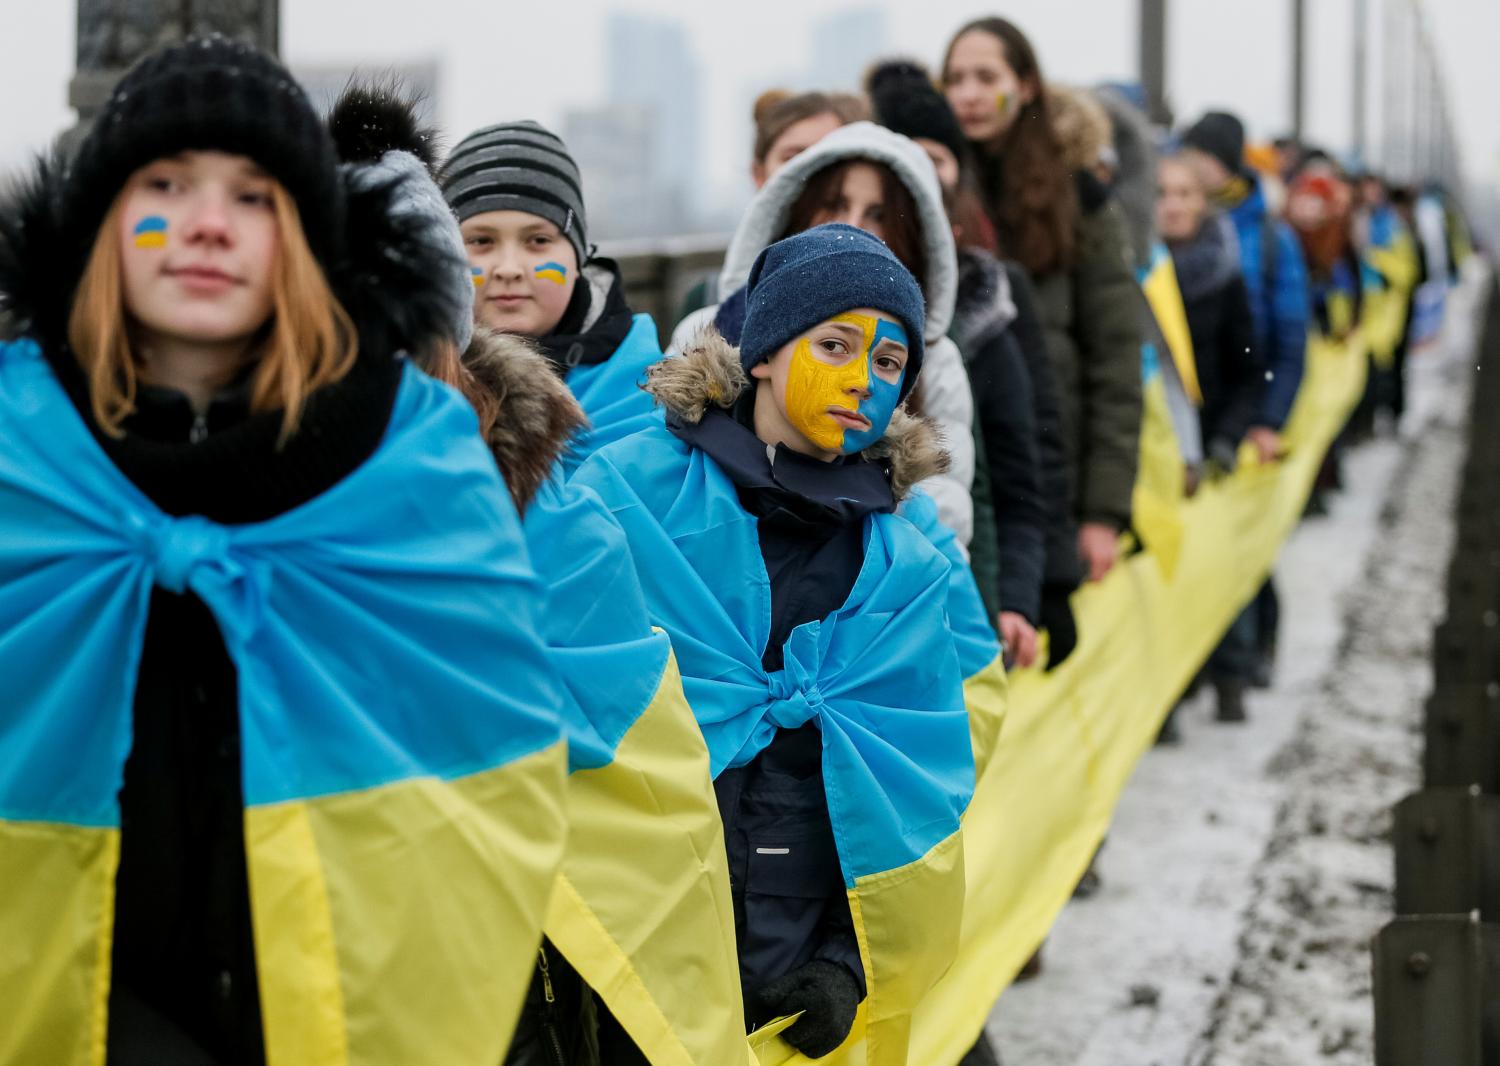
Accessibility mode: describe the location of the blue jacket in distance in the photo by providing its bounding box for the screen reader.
[1227,177,1311,430]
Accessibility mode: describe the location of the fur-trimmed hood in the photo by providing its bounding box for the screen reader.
[715,121,956,342]
[1047,85,1113,175]
[0,148,465,369]
[647,329,949,501]
[460,326,586,512]
[1094,86,1160,271]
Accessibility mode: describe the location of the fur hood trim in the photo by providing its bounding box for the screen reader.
[1047,85,1113,174]
[647,329,949,500]
[1094,86,1160,271]
[462,326,587,512]
[0,149,462,368]
[715,121,957,341]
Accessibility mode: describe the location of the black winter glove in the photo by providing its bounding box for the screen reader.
[1039,584,1078,671]
[755,959,861,1059]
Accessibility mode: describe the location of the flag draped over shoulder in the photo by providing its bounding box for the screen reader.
[898,490,1009,777]
[522,477,753,1066]
[0,339,567,1066]
[574,424,975,1064]
[559,313,666,474]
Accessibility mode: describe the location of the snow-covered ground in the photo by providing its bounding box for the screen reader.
[983,265,1489,1066]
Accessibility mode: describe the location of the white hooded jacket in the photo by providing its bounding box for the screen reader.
[670,122,977,549]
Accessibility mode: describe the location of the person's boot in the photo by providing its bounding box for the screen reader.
[1251,644,1275,689]
[1016,945,1044,981]
[1215,680,1248,723]
[1072,857,1103,899]
[959,1032,1002,1065]
[1155,704,1183,745]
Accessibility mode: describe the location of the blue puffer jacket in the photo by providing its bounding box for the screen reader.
[1227,178,1310,430]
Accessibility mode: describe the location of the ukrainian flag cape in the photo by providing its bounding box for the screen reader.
[574,424,974,1064]
[560,313,666,474]
[899,490,1009,777]
[0,339,568,1066]
[1361,205,1420,367]
[522,477,752,1065]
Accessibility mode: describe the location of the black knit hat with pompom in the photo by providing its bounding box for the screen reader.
[62,34,344,268]
[865,59,968,167]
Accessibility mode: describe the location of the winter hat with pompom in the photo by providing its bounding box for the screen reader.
[328,82,473,352]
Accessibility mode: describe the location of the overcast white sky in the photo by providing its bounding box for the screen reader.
[3,0,1497,211]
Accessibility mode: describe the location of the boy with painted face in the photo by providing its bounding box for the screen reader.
[573,224,975,1060]
[440,122,665,471]
[755,310,910,456]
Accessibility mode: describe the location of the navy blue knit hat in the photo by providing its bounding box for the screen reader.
[739,224,925,400]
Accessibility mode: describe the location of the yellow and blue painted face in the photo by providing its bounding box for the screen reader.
[785,312,908,454]
[534,261,569,286]
[132,215,168,249]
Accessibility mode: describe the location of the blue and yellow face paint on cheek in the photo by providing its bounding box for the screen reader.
[534,261,568,286]
[132,216,168,249]
[470,266,485,288]
[785,312,907,454]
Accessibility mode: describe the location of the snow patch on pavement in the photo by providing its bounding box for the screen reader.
[983,269,1486,1066]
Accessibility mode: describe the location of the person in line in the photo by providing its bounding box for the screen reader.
[751,90,872,194]
[1180,109,1311,687]
[942,17,1144,662]
[575,225,974,1060]
[1156,151,1266,724]
[439,122,665,472]
[0,37,568,1065]
[1354,171,1420,427]
[670,120,979,558]
[866,57,1059,666]
[331,85,752,1066]
[676,89,871,328]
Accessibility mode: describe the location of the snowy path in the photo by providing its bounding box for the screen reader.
[983,270,1487,1066]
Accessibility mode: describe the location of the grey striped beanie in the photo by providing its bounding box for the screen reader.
[439,121,589,265]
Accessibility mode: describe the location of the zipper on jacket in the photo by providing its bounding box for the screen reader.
[189,412,208,444]
[538,945,567,1066]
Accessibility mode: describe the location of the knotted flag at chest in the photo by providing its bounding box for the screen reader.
[0,339,568,1066]
[574,424,975,1064]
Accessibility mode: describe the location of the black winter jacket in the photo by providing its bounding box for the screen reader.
[951,273,1043,622]
[1167,219,1265,451]
[951,250,1075,615]
[668,396,877,1026]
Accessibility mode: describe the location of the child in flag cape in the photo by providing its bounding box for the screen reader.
[438,120,666,474]
[0,38,568,1066]
[327,86,750,1066]
[574,224,976,1061]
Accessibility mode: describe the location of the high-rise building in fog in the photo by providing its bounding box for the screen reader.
[808,6,889,96]
[566,10,703,239]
